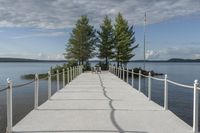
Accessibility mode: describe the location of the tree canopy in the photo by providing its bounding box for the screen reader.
[114,13,138,67]
[97,15,114,68]
[65,13,138,68]
[64,15,96,65]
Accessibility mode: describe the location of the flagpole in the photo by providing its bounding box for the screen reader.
[143,12,146,70]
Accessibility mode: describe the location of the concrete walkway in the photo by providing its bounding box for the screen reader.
[13,72,192,133]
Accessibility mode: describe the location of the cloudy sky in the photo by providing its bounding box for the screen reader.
[0,0,200,60]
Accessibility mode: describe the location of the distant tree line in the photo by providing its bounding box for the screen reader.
[64,13,138,69]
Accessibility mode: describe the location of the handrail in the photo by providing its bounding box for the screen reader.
[13,80,35,88]
[0,86,9,92]
[167,79,193,89]
[140,73,149,78]
[151,76,165,81]
[1,65,84,133]
[109,65,199,133]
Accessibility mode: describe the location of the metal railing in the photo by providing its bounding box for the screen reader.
[109,65,199,133]
[0,65,83,133]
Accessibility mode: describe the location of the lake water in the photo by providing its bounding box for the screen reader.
[0,62,200,132]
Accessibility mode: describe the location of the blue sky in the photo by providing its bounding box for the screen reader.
[0,0,200,60]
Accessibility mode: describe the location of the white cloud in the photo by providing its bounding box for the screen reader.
[144,46,200,60]
[12,31,66,39]
[0,53,65,60]
[0,0,199,29]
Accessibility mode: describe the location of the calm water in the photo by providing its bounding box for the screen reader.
[0,62,200,132]
[0,62,64,132]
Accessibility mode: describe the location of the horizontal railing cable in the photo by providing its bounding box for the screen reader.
[151,76,165,81]
[0,86,9,92]
[167,79,193,89]
[140,73,149,78]
[13,80,36,89]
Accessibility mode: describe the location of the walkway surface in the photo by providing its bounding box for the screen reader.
[13,72,192,133]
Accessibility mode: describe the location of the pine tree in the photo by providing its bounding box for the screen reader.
[64,16,96,65]
[97,15,114,69]
[114,13,138,67]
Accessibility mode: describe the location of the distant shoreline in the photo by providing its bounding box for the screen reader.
[0,57,200,63]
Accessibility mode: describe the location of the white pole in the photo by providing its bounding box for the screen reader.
[193,80,199,133]
[132,69,134,88]
[6,78,12,133]
[57,70,59,91]
[34,74,39,109]
[143,12,146,70]
[139,70,141,92]
[127,68,129,83]
[148,72,151,101]
[164,74,168,110]
[63,68,65,88]
[48,70,51,99]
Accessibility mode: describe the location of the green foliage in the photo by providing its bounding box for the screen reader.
[97,15,114,69]
[114,13,138,66]
[64,15,96,65]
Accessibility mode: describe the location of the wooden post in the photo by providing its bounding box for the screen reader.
[148,72,151,101]
[48,70,51,99]
[34,74,39,109]
[139,70,141,92]
[193,80,199,133]
[164,74,168,110]
[6,78,12,133]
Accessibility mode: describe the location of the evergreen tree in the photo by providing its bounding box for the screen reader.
[114,13,138,67]
[97,15,114,69]
[64,15,96,65]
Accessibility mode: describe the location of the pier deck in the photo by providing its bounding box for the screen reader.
[13,72,192,133]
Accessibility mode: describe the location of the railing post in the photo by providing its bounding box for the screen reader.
[63,68,65,88]
[193,80,199,133]
[67,68,69,84]
[123,67,125,81]
[132,69,134,88]
[6,78,12,133]
[127,68,129,83]
[148,72,151,101]
[164,74,168,110]
[48,70,51,99]
[70,67,72,81]
[139,70,141,92]
[34,74,39,109]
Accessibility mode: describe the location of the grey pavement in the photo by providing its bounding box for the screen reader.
[13,71,193,133]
